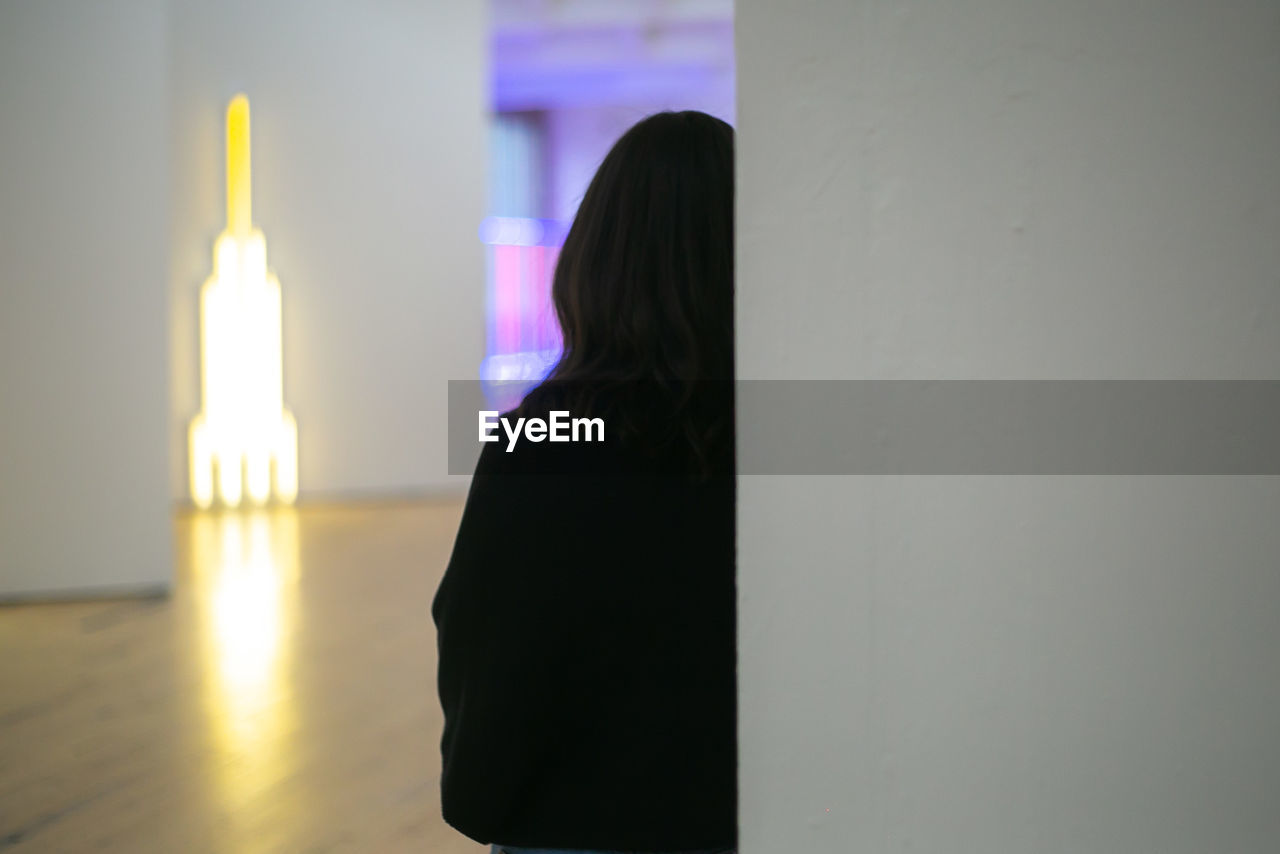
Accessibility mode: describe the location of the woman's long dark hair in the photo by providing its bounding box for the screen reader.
[520,110,734,474]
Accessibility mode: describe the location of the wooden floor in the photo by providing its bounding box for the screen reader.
[0,499,487,854]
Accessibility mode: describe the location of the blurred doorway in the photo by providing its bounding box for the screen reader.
[481,0,735,402]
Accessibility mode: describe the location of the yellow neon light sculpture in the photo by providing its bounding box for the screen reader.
[190,95,298,509]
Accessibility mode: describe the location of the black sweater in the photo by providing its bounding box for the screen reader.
[430,420,737,851]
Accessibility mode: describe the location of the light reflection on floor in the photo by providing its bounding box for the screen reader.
[0,499,483,852]
[189,507,300,812]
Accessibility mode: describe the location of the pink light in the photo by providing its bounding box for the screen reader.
[483,219,566,386]
[493,244,523,355]
[529,245,563,353]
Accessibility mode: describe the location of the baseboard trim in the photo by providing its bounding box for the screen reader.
[0,581,171,606]
[171,482,471,514]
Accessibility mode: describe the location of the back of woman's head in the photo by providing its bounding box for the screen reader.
[522,110,735,472]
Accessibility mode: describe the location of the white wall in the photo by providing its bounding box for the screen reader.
[737,1,1280,852]
[0,1,487,595]
[0,0,171,599]
[169,0,487,502]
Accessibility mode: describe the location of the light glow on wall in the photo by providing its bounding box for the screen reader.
[190,95,298,509]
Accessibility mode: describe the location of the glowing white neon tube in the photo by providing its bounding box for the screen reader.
[190,95,298,509]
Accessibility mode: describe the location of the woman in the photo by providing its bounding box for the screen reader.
[432,111,737,854]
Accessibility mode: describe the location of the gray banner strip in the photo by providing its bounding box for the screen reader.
[739,380,1280,474]
[449,381,1280,475]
